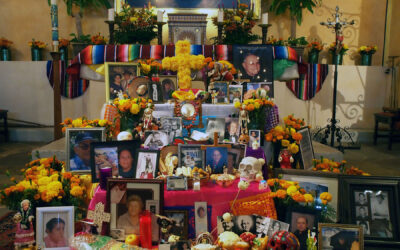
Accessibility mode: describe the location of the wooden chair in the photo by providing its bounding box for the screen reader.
[373,108,400,150]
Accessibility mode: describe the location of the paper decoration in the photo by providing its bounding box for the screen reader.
[87,202,111,232]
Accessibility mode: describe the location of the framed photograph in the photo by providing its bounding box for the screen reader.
[135,149,160,179]
[339,176,400,245]
[90,140,141,182]
[105,62,139,101]
[36,206,74,249]
[164,210,189,240]
[146,200,160,242]
[286,208,319,250]
[167,176,188,191]
[274,168,340,222]
[297,127,315,170]
[206,117,225,141]
[212,81,229,104]
[66,128,106,173]
[217,215,235,234]
[233,215,256,235]
[318,223,364,250]
[195,202,208,236]
[107,178,163,243]
[267,218,290,238]
[178,144,204,169]
[254,215,270,238]
[233,45,274,90]
[206,147,228,174]
[160,117,182,143]
[110,228,125,240]
[225,118,240,144]
[143,130,169,150]
[228,85,243,103]
[248,130,261,148]
[226,144,246,173]
[149,81,164,103]
[126,76,151,99]
[159,75,177,101]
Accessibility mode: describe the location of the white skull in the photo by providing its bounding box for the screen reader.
[238,157,265,182]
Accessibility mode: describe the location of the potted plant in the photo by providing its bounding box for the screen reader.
[0,38,13,61]
[114,3,157,44]
[48,0,111,56]
[269,0,321,37]
[328,42,348,65]
[287,36,308,58]
[28,39,47,61]
[358,45,377,66]
[212,3,259,44]
[307,40,324,64]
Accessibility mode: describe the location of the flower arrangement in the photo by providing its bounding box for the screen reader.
[205,57,237,75]
[114,3,157,44]
[312,158,370,175]
[358,45,377,55]
[28,39,46,49]
[212,3,259,44]
[205,57,237,82]
[287,36,308,47]
[61,117,114,139]
[308,41,324,53]
[0,38,13,48]
[91,33,107,45]
[0,157,90,219]
[234,98,275,132]
[266,36,285,46]
[328,42,349,55]
[58,38,70,48]
[138,58,163,77]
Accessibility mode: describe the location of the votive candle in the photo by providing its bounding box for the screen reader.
[99,167,112,190]
[108,8,114,21]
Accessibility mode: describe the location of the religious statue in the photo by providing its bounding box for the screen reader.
[14,199,35,249]
[239,104,250,135]
[278,149,294,169]
[136,103,159,139]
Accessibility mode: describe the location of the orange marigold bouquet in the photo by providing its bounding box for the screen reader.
[312,158,370,175]
[91,33,107,45]
[234,98,275,132]
[0,157,91,219]
[28,39,46,49]
[138,58,163,77]
[61,117,114,139]
[307,41,324,53]
[0,37,13,49]
[58,38,70,48]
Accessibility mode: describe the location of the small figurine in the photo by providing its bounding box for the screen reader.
[164,152,178,176]
[14,199,35,249]
[278,149,294,169]
[143,103,154,130]
[239,104,250,135]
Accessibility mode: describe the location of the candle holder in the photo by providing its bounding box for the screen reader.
[258,24,272,44]
[105,21,115,44]
[157,22,166,45]
[217,22,224,44]
[99,167,112,190]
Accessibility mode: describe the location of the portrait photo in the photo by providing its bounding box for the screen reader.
[143,130,169,150]
[90,140,141,182]
[248,130,260,148]
[105,62,138,101]
[66,128,106,172]
[159,75,177,101]
[357,220,370,235]
[267,219,290,238]
[234,215,255,235]
[206,147,228,174]
[165,210,189,239]
[149,81,163,103]
[355,206,369,220]
[160,117,182,143]
[135,150,159,179]
[255,215,270,238]
[233,45,274,84]
[108,179,163,243]
[206,117,225,142]
[217,216,235,234]
[228,85,243,103]
[354,191,369,206]
[225,118,240,144]
[178,144,204,169]
[288,210,317,250]
[318,224,363,250]
[227,144,246,171]
[369,191,393,238]
[36,206,74,249]
[212,82,229,104]
[195,202,208,236]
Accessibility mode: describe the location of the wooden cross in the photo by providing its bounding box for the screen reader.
[201,132,232,150]
[87,202,110,232]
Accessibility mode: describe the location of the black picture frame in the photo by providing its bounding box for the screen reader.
[106,178,164,244]
[90,140,141,182]
[167,176,188,191]
[297,127,315,170]
[227,144,246,173]
[134,149,160,179]
[339,175,400,247]
[159,75,177,101]
[163,209,189,240]
[148,81,164,103]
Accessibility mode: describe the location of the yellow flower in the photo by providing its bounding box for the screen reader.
[234,101,241,109]
[130,103,140,114]
[343,44,349,49]
[72,118,83,127]
[288,143,299,154]
[281,139,290,147]
[275,126,284,133]
[360,46,367,51]
[304,194,314,203]
[70,186,84,197]
[287,185,298,196]
[254,102,260,109]
[233,16,241,22]
[47,181,62,193]
[98,119,108,127]
[38,176,51,186]
[129,17,137,22]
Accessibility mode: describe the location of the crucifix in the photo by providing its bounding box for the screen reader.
[87,202,111,233]
[315,6,356,151]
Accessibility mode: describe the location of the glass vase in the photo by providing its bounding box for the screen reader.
[361,54,372,66]
[308,51,319,64]
[331,53,343,65]
[31,47,42,61]
[1,48,11,61]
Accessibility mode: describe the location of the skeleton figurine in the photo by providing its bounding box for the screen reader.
[238,157,265,182]
[143,104,154,130]
[239,104,250,135]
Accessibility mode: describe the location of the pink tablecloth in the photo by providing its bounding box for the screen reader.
[88,180,270,237]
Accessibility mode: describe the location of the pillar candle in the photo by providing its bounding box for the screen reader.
[99,167,112,190]
[108,8,114,21]
[50,0,59,50]
[139,211,152,249]
[157,10,163,22]
[262,13,268,25]
[218,10,224,22]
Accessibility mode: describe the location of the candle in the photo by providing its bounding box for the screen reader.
[217,10,224,22]
[157,10,164,22]
[108,8,114,21]
[140,211,152,249]
[50,0,59,51]
[262,13,268,25]
[99,167,112,190]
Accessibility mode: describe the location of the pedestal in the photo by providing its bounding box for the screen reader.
[157,22,166,45]
[258,24,272,44]
[105,21,115,44]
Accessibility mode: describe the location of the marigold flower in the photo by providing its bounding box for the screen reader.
[34,194,40,200]
[287,185,298,196]
[304,194,314,203]
[276,189,287,199]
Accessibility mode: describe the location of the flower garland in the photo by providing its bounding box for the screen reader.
[61,117,114,140]
[312,158,370,176]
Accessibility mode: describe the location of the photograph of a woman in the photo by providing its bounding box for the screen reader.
[44,217,67,248]
[118,148,135,178]
[117,195,144,235]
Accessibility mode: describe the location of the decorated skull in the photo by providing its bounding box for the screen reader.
[267,231,300,250]
[238,157,265,182]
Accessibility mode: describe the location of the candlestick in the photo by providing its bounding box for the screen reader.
[99,167,112,190]
[50,0,59,52]
[108,8,114,21]
[262,13,268,25]
[258,24,272,44]
[218,10,224,22]
[157,22,166,45]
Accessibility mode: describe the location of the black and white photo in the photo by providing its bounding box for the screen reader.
[354,191,368,206]
[234,215,255,235]
[206,117,225,142]
[160,117,182,143]
[255,215,270,238]
[267,219,290,238]
[225,118,240,143]
[143,130,169,150]
[149,81,163,103]
[217,216,235,234]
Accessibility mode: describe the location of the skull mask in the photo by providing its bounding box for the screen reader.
[238,157,265,182]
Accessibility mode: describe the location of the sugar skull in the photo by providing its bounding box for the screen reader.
[267,231,300,250]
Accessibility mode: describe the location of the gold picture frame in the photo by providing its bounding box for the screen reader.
[318,223,364,250]
[105,62,140,102]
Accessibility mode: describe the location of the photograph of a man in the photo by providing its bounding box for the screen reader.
[206,147,228,174]
[290,212,315,250]
[68,130,103,171]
